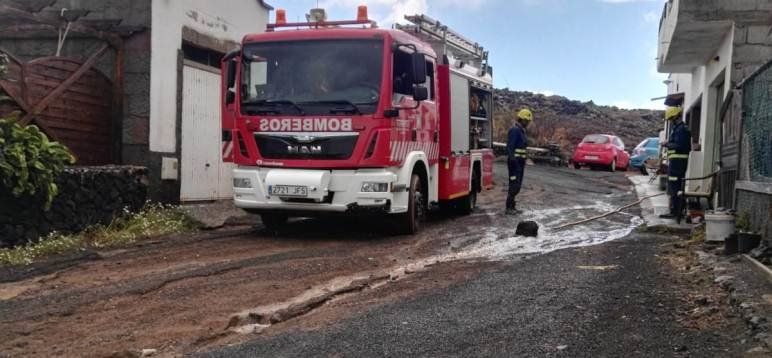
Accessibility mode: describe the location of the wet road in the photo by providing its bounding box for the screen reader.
[0,163,745,357]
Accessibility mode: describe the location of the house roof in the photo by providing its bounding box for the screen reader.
[258,1,274,11]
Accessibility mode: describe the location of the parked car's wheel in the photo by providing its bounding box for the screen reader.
[573,162,581,169]
[609,159,616,172]
[396,174,424,234]
[261,213,288,231]
[639,166,647,175]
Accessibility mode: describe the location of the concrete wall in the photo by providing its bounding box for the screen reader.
[149,0,269,154]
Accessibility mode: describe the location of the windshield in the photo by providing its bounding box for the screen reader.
[241,39,384,115]
[582,134,609,144]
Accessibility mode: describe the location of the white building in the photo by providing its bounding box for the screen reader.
[657,0,771,197]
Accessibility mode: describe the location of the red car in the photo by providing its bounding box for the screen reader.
[571,134,630,172]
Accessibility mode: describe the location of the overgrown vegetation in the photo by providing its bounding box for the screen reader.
[0,118,75,209]
[689,225,706,243]
[0,204,199,266]
[735,211,752,233]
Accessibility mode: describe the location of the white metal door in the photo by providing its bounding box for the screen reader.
[181,63,231,201]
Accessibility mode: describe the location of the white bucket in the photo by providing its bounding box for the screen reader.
[705,213,735,242]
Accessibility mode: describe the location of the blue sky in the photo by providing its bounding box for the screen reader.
[273,0,667,109]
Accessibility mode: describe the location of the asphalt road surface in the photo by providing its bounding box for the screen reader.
[0,163,747,357]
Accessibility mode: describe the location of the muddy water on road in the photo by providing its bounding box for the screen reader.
[223,165,644,341]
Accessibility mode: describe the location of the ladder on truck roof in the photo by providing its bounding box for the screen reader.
[395,14,488,67]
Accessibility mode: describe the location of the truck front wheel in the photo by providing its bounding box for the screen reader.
[396,174,424,235]
[260,213,288,231]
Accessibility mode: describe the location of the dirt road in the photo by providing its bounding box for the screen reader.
[1,163,738,357]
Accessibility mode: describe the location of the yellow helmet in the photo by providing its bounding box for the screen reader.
[517,108,533,121]
[665,106,682,121]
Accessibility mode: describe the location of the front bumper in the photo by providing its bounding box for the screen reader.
[232,167,401,214]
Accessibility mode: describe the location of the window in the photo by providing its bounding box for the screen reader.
[613,137,625,150]
[646,138,660,148]
[182,42,223,68]
[240,39,384,115]
[582,134,609,144]
[393,49,414,95]
[426,60,435,100]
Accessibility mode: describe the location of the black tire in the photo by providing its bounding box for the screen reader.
[261,213,288,231]
[396,174,424,235]
[573,162,581,170]
[639,166,648,176]
[458,187,477,215]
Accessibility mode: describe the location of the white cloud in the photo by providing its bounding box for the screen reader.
[643,10,658,23]
[535,89,555,96]
[319,0,485,25]
[600,0,658,3]
[610,100,664,110]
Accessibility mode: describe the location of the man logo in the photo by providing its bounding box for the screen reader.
[293,135,316,143]
[287,145,322,154]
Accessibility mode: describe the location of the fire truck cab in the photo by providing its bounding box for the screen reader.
[222,8,494,234]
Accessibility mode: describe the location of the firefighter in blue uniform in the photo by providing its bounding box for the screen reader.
[660,106,691,219]
[505,108,533,215]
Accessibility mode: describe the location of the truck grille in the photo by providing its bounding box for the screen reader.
[254,133,359,160]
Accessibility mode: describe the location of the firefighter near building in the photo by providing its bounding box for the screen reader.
[221,7,495,234]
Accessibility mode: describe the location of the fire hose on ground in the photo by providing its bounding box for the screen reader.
[551,193,666,231]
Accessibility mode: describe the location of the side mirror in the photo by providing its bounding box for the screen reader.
[411,52,427,84]
[226,90,235,104]
[412,85,428,102]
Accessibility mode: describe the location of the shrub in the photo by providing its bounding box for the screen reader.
[0,117,75,209]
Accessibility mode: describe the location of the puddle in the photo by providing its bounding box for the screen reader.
[451,201,644,260]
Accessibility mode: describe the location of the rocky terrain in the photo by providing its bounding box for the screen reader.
[493,89,664,154]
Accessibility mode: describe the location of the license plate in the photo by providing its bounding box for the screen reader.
[585,155,599,160]
[269,185,308,197]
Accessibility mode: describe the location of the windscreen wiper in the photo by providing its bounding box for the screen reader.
[242,99,305,115]
[301,100,363,115]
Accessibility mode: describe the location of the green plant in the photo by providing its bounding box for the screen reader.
[0,117,75,209]
[0,203,199,266]
[735,211,752,233]
[1,53,11,103]
[0,53,7,78]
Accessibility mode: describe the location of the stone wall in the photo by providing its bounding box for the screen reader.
[0,166,148,247]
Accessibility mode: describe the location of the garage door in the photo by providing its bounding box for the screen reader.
[180,62,234,201]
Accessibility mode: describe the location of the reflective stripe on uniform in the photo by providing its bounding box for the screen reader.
[668,176,680,181]
[514,149,528,154]
[509,176,518,181]
[668,154,689,159]
[514,154,527,158]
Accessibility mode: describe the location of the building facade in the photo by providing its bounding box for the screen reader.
[0,0,271,202]
[657,0,771,238]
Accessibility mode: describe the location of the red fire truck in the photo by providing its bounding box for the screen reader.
[221,8,495,234]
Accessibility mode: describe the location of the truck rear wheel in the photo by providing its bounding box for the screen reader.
[260,213,288,231]
[457,190,477,215]
[458,174,479,215]
[396,174,424,235]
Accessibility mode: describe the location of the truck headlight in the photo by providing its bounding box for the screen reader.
[361,182,389,192]
[233,178,252,188]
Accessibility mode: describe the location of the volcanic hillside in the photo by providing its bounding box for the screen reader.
[493,89,664,154]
